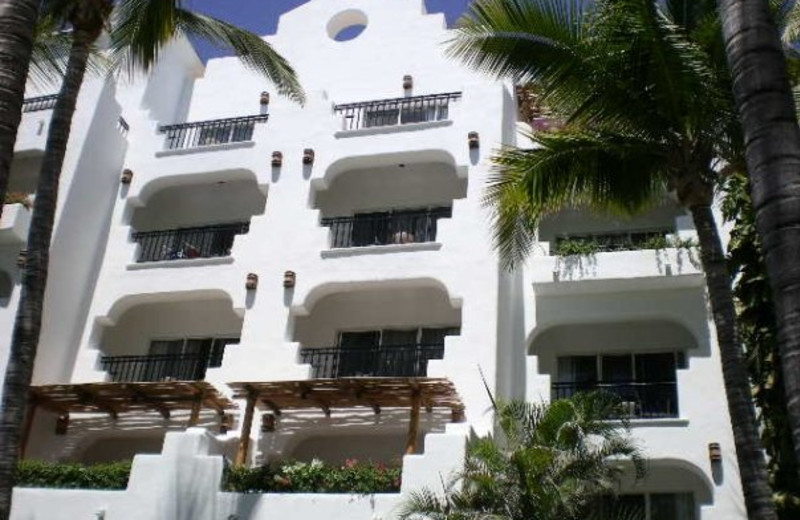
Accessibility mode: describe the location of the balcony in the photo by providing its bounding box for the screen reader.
[333,92,461,134]
[127,177,265,266]
[551,380,679,419]
[293,282,462,378]
[15,95,57,155]
[100,353,211,382]
[132,222,249,263]
[22,94,58,112]
[550,228,675,256]
[300,343,445,378]
[157,114,268,151]
[322,207,450,249]
[314,155,465,255]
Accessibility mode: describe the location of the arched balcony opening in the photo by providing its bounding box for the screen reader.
[129,177,265,263]
[538,203,689,256]
[531,320,696,420]
[98,294,242,382]
[608,460,713,519]
[313,154,466,251]
[293,282,461,378]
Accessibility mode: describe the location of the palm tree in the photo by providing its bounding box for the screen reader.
[448,1,776,518]
[717,0,800,471]
[0,0,40,221]
[398,392,646,520]
[0,2,304,518]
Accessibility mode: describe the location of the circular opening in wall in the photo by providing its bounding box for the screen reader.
[326,9,368,42]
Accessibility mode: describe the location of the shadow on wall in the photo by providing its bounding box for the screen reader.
[256,408,451,466]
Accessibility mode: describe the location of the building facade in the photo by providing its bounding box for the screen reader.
[2,1,745,518]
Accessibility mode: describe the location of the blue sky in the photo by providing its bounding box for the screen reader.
[190,0,474,60]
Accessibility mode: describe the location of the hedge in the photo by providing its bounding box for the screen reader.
[16,460,131,490]
[224,459,402,494]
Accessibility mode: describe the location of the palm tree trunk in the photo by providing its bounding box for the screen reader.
[0,0,39,219]
[691,204,777,520]
[0,31,91,520]
[717,0,800,472]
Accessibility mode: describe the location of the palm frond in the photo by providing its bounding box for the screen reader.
[29,16,109,88]
[174,10,304,104]
[485,130,669,267]
[110,0,304,103]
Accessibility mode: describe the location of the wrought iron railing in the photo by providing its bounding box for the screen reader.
[117,116,129,136]
[158,114,269,150]
[551,381,679,418]
[100,353,209,382]
[552,228,674,256]
[321,207,451,249]
[334,92,462,131]
[300,344,445,378]
[22,94,58,112]
[132,222,249,263]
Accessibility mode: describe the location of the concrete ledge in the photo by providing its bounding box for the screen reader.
[321,242,442,258]
[154,141,255,157]
[628,418,690,428]
[334,120,452,138]
[126,256,234,270]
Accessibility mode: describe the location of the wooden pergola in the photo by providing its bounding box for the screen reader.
[229,377,465,466]
[23,381,236,456]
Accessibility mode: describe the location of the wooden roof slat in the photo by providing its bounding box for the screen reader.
[29,381,236,419]
[228,378,464,417]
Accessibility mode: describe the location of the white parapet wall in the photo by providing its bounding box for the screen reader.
[12,425,469,520]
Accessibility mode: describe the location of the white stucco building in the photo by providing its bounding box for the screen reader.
[1,1,745,519]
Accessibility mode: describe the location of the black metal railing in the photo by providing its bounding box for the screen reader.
[158,114,269,150]
[300,344,445,378]
[321,207,451,249]
[117,116,130,136]
[551,381,679,418]
[552,228,674,256]
[132,222,249,263]
[334,92,462,131]
[22,94,58,112]
[100,353,209,382]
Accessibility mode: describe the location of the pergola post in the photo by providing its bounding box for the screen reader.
[187,390,205,427]
[235,391,257,467]
[405,388,422,455]
[19,399,37,458]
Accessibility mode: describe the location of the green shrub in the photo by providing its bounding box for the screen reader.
[553,238,600,257]
[16,460,131,490]
[224,459,402,494]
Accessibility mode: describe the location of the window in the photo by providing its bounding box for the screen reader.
[324,207,452,249]
[335,327,459,377]
[146,337,238,380]
[554,352,683,418]
[599,493,695,520]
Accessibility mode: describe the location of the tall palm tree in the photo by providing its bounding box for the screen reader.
[0,2,304,518]
[0,0,40,220]
[398,392,646,520]
[717,0,800,471]
[448,1,776,518]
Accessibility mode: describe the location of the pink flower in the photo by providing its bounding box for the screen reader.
[344,458,359,468]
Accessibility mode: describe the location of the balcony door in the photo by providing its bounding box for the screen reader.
[555,352,681,418]
[335,327,458,377]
